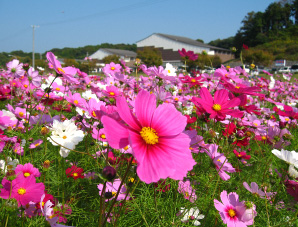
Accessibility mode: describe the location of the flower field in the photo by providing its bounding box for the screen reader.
[1,51,298,227]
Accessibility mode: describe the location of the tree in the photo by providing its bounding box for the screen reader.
[208,37,235,50]
[242,49,273,66]
[137,47,162,67]
[196,38,204,43]
[102,55,120,64]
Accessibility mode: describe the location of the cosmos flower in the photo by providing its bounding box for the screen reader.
[180,207,205,226]
[192,87,243,120]
[102,90,196,183]
[48,119,85,157]
[214,190,256,227]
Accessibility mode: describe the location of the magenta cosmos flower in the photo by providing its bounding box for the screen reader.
[11,175,45,207]
[101,90,196,183]
[192,87,243,120]
[214,190,254,227]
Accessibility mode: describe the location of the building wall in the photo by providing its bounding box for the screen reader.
[89,50,110,60]
[137,34,210,54]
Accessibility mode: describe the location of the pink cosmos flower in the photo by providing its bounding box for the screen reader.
[243,182,269,199]
[192,87,243,120]
[103,85,120,98]
[102,90,196,183]
[27,67,41,87]
[178,180,197,203]
[29,139,43,149]
[214,190,255,227]
[102,62,122,75]
[46,52,79,84]
[15,163,41,179]
[206,144,235,181]
[6,59,25,78]
[97,179,129,202]
[11,175,45,207]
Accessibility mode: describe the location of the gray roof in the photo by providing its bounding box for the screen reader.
[101,48,137,57]
[156,33,231,52]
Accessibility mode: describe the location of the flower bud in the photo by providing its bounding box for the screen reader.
[41,127,50,135]
[102,166,116,181]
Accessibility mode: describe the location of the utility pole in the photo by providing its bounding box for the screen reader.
[31,25,39,69]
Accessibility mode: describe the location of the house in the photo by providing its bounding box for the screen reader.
[136,33,234,66]
[89,48,137,62]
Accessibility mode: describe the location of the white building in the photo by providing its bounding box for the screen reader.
[89,48,137,62]
[136,33,234,64]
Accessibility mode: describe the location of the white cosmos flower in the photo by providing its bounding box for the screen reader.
[0,157,19,173]
[272,149,298,167]
[180,207,204,226]
[269,76,275,89]
[82,90,99,102]
[48,119,84,157]
[165,63,177,77]
[289,165,298,178]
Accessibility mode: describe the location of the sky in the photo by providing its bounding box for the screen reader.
[0,0,278,54]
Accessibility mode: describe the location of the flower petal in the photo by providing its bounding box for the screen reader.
[135,90,156,127]
[151,103,187,136]
[101,116,129,149]
[116,96,141,131]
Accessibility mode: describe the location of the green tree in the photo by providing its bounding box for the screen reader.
[242,49,273,66]
[137,47,162,67]
[102,55,120,64]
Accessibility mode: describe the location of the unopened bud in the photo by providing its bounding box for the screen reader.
[41,127,50,135]
[102,166,116,181]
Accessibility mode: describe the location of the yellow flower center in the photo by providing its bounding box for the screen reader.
[73,173,78,177]
[140,127,159,145]
[57,68,65,74]
[111,67,115,70]
[168,70,171,73]
[174,97,179,101]
[261,136,267,140]
[185,192,190,198]
[42,201,45,207]
[101,134,106,139]
[285,118,290,121]
[74,100,78,105]
[109,92,115,96]
[191,79,196,83]
[124,145,129,150]
[92,111,97,117]
[7,165,13,170]
[128,177,134,183]
[35,143,40,147]
[112,191,117,197]
[24,172,30,177]
[19,112,24,117]
[63,136,67,139]
[228,209,236,217]
[56,87,60,91]
[253,123,258,126]
[18,188,26,195]
[212,104,222,111]
[235,86,240,89]
[24,84,28,88]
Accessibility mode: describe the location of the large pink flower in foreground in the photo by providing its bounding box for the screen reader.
[102,90,196,183]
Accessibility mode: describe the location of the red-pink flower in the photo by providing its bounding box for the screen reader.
[102,90,196,183]
[192,87,243,120]
[178,48,198,61]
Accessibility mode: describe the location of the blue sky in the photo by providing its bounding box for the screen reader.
[0,0,277,54]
